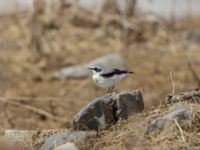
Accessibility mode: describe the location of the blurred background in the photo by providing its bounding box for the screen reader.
[0,0,199,133]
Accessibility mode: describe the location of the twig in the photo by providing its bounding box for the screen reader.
[174,119,186,143]
[5,100,65,123]
[170,72,176,96]
[188,62,200,87]
[0,97,61,102]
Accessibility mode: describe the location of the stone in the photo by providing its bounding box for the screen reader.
[41,131,96,150]
[166,89,200,104]
[73,94,116,130]
[164,109,191,120]
[53,53,125,79]
[181,31,200,42]
[5,129,71,149]
[53,65,88,79]
[115,90,144,119]
[144,117,167,134]
[145,109,191,134]
[73,90,144,130]
[53,142,79,150]
[5,129,95,150]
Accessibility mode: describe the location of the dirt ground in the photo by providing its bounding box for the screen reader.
[0,4,200,149]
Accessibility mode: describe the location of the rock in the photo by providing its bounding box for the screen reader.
[145,109,191,134]
[164,109,191,120]
[144,117,167,134]
[5,130,37,149]
[53,142,79,150]
[73,94,115,130]
[73,90,144,130]
[115,90,144,119]
[5,129,95,150]
[41,131,96,150]
[5,129,69,149]
[53,65,88,79]
[181,31,200,42]
[53,53,125,79]
[166,89,200,104]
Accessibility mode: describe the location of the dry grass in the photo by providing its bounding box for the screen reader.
[79,90,200,150]
[0,3,199,150]
[80,115,147,150]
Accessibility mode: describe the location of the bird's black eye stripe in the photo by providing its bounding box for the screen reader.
[101,72,114,77]
[94,68,102,72]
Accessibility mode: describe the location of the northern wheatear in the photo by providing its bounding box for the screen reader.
[88,65,133,94]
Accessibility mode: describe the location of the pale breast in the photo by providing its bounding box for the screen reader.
[92,74,101,86]
[92,73,122,88]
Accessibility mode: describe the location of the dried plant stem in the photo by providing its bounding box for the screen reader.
[0,97,61,102]
[29,0,46,61]
[0,100,65,123]
[174,119,186,143]
[170,72,176,96]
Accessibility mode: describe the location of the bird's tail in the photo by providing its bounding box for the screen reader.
[128,71,134,74]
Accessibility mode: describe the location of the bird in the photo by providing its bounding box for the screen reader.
[88,65,134,94]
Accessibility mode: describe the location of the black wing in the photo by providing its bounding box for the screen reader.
[101,69,130,78]
[101,72,115,78]
[113,69,129,74]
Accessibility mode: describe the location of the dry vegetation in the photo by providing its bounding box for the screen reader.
[0,2,200,149]
[80,90,200,150]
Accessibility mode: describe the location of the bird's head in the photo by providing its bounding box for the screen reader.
[87,65,103,74]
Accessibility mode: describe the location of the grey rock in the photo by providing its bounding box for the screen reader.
[73,94,116,130]
[53,65,88,79]
[41,131,96,150]
[115,90,144,119]
[144,117,167,134]
[53,53,125,79]
[181,31,200,42]
[5,129,95,150]
[73,90,144,130]
[53,142,79,150]
[166,89,200,104]
[164,109,191,120]
[145,109,191,134]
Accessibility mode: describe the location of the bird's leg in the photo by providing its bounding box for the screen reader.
[109,86,115,93]
[107,88,111,94]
